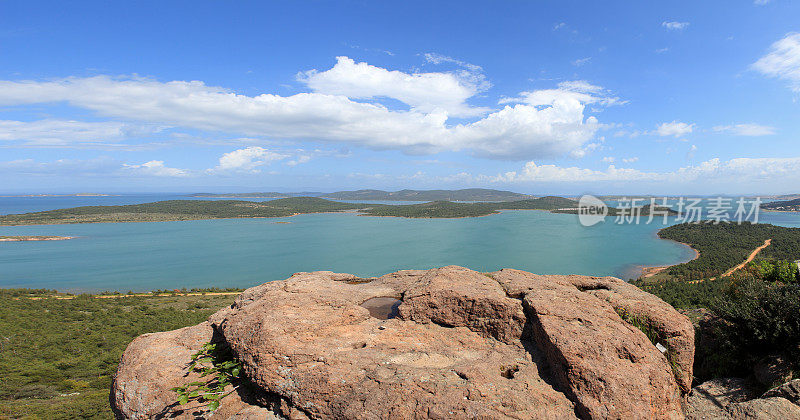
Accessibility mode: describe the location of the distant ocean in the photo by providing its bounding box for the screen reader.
[1,194,799,293]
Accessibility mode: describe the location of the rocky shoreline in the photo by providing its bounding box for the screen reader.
[0,235,75,242]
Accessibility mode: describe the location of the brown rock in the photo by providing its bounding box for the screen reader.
[493,271,694,391]
[114,266,694,419]
[762,379,800,405]
[687,378,800,420]
[110,322,280,419]
[398,266,526,343]
[686,378,757,420]
[728,397,800,419]
[491,269,684,419]
[570,275,695,392]
[212,268,576,419]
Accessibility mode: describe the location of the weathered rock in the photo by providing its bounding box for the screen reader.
[491,271,694,391]
[568,274,695,392]
[110,322,281,419]
[687,378,800,420]
[491,269,685,419]
[762,379,800,405]
[398,266,526,343]
[728,396,800,419]
[113,266,695,419]
[686,378,757,420]
[212,267,576,419]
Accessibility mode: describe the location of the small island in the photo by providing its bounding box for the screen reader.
[0,236,75,241]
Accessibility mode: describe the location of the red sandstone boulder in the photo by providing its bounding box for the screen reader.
[110,322,280,419]
[112,266,696,419]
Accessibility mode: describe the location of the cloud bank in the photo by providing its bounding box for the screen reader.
[0,57,616,160]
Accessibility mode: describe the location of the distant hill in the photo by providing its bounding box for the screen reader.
[320,188,536,202]
[0,198,364,225]
[360,196,577,218]
[0,196,579,224]
[189,192,323,198]
[762,198,800,212]
[763,194,800,201]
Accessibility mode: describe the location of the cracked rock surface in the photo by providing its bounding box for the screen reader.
[111,266,694,419]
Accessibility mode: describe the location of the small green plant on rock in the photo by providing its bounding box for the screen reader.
[171,342,243,413]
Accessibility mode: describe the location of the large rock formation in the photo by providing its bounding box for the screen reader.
[111,266,695,419]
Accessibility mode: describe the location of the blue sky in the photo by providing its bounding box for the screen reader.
[1,0,799,194]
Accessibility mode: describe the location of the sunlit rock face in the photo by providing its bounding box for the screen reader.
[112,266,694,420]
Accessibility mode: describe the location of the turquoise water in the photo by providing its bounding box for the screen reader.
[2,196,799,293]
[0,210,695,292]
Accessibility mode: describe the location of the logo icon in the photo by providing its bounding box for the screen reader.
[578,195,607,226]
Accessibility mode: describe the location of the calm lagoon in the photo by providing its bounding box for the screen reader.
[2,195,798,293]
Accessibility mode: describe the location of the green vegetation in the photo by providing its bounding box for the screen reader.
[634,222,800,385]
[633,277,734,309]
[361,196,577,218]
[172,342,244,413]
[701,277,800,381]
[0,196,581,224]
[489,196,577,210]
[0,197,364,225]
[638,270,800,384]
[552,204,678,217]
[635,225,800,385]
[0,289,236,419]
[749,259,799,283]
[190,192,320,198]
[320,188,536,202]
[363,200,501,218]
[654,222,800,281]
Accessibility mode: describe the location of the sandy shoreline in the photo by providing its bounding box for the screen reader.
[635,235,700,279]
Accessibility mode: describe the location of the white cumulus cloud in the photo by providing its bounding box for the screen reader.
[656,121,694,137]
[300,56,488,117]
[123,160,188,177]
[0,61,615,160]
[211,147,288,173]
